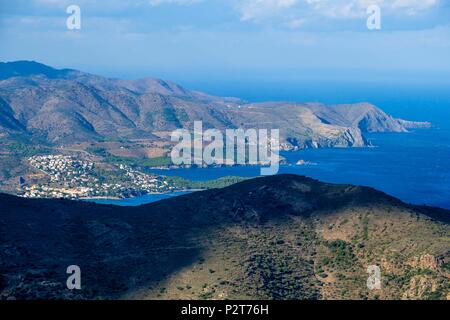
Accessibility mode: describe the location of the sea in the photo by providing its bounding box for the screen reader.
[87,80,450,209]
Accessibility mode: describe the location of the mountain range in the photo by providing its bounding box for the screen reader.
[0,61,430,149]
[0,175,448,300]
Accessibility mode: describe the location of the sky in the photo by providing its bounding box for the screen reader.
[0,0,449,96]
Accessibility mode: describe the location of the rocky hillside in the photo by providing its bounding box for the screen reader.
[0,61,430,149]
[307,103,431,133]
[0,174,448,300]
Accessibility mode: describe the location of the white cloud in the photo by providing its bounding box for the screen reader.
[234,0,440,22]
[234,0,299,21]
[31,0,203,10]
[286,18,307,29]
[305,0,439,18]
[392,0,439,15]
[30,0,439,21]
[23,0,442,30]
[148,0,204,6]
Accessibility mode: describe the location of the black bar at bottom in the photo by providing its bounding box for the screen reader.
[0,300,447,319]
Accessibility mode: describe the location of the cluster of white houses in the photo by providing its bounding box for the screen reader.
[22,155,176,199]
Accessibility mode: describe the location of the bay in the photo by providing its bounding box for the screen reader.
[148,128,450,209]
[85,191,190,206]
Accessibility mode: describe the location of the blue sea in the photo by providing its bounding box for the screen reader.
[85,192,190,206]
[89,81,450,209]
[148,128,450,209]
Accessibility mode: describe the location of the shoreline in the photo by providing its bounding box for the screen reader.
[80,189,199,202]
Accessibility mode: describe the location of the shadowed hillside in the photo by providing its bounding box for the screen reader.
[0,175,448,300]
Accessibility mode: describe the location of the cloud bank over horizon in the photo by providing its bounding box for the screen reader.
[0,0,449,83]
[5,0,446,28]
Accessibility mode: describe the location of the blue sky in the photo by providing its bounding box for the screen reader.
[0,0,449,93]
